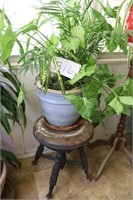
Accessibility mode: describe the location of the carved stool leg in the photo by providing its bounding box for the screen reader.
[119,138,133,166]
[32,144,44,165]
[46,151,66,199]
[78,146,93,181]
[94,138,118,180]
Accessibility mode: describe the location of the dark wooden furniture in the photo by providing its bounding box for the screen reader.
[32,116,94,199]
[88,50,133,180]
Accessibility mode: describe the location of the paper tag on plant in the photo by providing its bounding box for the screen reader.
[51,57,81,79]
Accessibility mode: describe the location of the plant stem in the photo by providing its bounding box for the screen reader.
[103,83,117,97]
[40,57,46,89]
[53,57,65,94]
[44,59,51,92]
[26,33,46,47]
[58,48,78,62]
[83,0,93,16]
[37,30,55,46]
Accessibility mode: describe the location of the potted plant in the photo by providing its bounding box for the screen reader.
[0,65,25,198]
[0,8,27,134]
[18,0,133,127]
[0,9,26,197]
[0,149,21,198]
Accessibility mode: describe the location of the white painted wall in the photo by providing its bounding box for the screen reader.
[0,54,132,157]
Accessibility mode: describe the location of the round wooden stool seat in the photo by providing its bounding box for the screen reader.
[32,116,94,199]
[33,116,94,150]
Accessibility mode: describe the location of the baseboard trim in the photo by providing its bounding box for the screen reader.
[17,148,53,159]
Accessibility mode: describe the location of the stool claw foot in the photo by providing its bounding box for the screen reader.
[46,193,53,199]
[88,175,93,181]
[32,160,37,165]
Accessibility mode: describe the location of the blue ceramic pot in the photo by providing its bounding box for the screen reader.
[37,88,81,127]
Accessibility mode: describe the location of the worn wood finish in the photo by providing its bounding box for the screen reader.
[33,116,93,150]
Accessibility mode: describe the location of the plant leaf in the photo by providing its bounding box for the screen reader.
[119,96,133,105]
[83,79,103,98]
[16,20,37,35]
[0,8,5,30]
[0,108,11,134]
[64,94,98,121]
[0,27,17,61]
[71,26,85,48]
[61,35,80,50]
[50,34,59,47]
[106,31,119,52]
[69,64,96,85]
[1,149,21,172]
[0,66,27,134]
[122,78,133,96]
[17,85,25,107]
[108,97,123,114]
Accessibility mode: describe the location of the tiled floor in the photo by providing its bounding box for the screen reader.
[3,134,133,200]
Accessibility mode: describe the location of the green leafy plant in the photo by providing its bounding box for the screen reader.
[0,7,37,134]
[0,66,27,135]
[0,9,25,192]
[0,8,27,136]
[0,149,21,197]
[17,0,133,126]
[1,149,21,172]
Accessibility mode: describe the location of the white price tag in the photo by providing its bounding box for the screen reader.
[51,57,81,79]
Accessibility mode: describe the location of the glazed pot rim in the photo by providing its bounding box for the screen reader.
[36,80,81,94]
